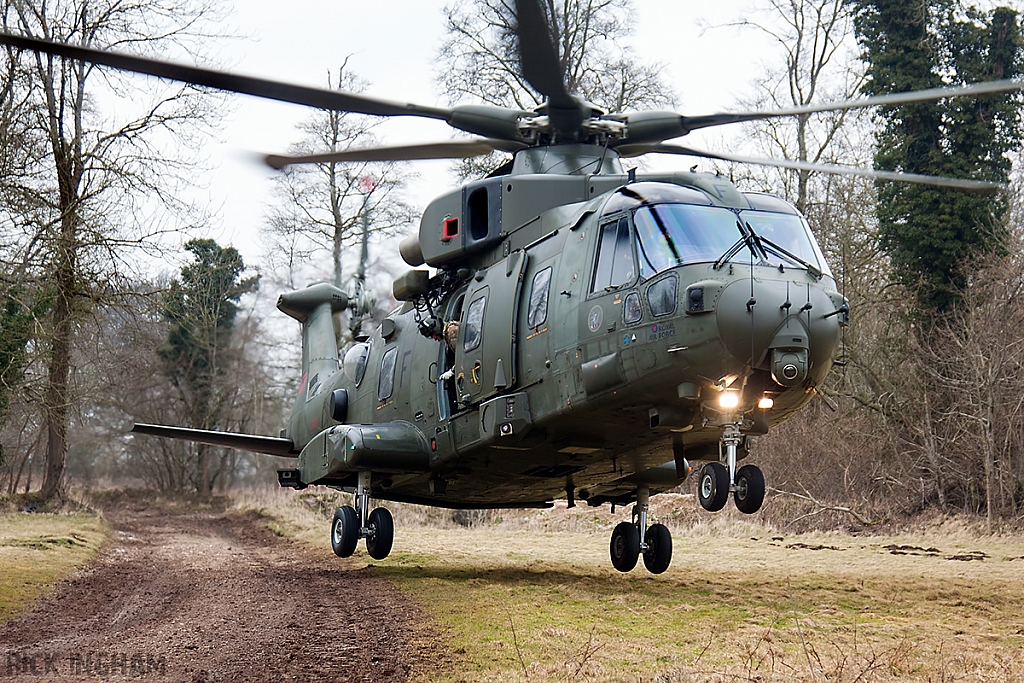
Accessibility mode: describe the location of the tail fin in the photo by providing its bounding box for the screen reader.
[277,282,350,382]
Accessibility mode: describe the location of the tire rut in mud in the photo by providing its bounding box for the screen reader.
[1,502,441,682]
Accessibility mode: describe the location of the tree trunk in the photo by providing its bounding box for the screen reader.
[41,210,78,501]
[921,391,946,510]
[983,397,997,533]
[196,442,212,495]
[40,296,72,500]
[796,113,810,214]
[37,31,85,501]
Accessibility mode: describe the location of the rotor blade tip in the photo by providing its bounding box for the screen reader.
[264,154,291,171]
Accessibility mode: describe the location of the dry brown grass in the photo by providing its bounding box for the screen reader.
[236,488,1024,682]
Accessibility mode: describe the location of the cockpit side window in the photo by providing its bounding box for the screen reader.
[592,216,635,292]
[648,275,678,317]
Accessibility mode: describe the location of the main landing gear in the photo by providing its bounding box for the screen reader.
[609,487,673,574]
[331,472,395,561]
[697,424,765,514]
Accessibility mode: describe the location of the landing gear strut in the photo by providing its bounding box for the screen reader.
[330,471,395,560]
[609,487,673,574]
[697,424,765,514]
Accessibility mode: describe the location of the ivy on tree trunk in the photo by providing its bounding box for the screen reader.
[850,0,1022,312]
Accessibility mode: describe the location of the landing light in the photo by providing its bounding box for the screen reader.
[719,392,740,409]
[758,396,775,410]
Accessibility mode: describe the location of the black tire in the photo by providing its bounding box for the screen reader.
[698,462,730,512]
[331,506,359,558]
[642,523,673,574]
[734,464,765,514]
[365,507,394,560]
[609,521,640,572]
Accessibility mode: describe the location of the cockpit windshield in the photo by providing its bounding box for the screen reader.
[741,211,830,276]
[633,204,747,279]
[628,202,830,278]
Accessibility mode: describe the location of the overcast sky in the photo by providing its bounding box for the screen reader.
[182,1,834,270]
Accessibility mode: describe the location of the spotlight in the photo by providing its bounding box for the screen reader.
[758,396,775,410]
[719,392,740,409]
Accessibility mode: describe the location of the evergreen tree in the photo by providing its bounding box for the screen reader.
[850,0,1022,311]
[161,239,258,494]
[0,288,36,469]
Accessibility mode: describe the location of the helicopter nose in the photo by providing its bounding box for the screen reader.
[714,277,840,386]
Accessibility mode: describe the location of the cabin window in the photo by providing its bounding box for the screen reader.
[463,295,485,352]
[378,347,398,401]
[623,291,643,325]
[527,267,552,329]
[648,275,677,317]
[592,216,635,292]
[343,342,370,385]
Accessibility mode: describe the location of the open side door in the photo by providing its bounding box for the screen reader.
[455,250,528,405]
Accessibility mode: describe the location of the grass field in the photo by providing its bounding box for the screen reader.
[242,489,1024,682]
[0,510,109,622]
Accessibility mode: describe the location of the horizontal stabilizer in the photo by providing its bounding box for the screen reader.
[131,423,298,457]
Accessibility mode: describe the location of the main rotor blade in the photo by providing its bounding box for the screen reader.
[634,144,1004,192]
[0,32,451,120]
[514,0,585,137]
[682,79,1024,132]
[265,138,525,170]
[515,0,571,106]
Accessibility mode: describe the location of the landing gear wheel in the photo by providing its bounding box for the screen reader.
[609,521,640,572]
[734,464,765,514]
[698,462,730,512]
[365,507,394,560]
[642,523,673,574]
[331,506,359,558]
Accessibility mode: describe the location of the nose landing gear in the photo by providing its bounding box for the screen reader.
[609,487,674,574]
[330,471,395,560]
[697,424,765,514]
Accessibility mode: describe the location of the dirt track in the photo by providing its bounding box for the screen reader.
[0,501,441,682]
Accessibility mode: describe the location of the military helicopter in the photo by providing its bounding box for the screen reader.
[1,1,1012,574]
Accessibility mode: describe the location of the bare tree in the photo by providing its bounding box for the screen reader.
[262,65,418,339]
[3,0,227,500]
[64,279,287,494]
[724,0,865,214]
[917,248,1024,530]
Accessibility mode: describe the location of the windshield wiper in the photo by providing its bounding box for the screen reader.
[754,235,822,278]
[713,222,755,270]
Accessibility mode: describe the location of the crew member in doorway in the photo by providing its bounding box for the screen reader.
[440,321,459,381]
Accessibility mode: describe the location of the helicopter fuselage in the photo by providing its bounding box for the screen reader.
[276,159,846,512]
